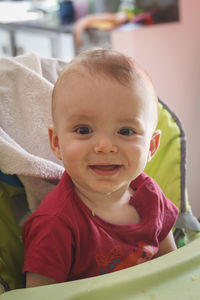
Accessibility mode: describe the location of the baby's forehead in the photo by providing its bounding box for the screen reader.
[58,61,154,91]
[57,69,157,110]
[53,59,158,126]
[61,66,157,105]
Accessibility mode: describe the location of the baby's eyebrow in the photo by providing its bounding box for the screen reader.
[118,116,143,126]
[67,113,94,122]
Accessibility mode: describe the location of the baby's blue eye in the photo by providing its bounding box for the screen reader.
[118,128,135,136]
[76,126,92,135]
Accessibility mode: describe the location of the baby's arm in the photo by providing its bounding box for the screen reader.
[26,271,57,288]
[154,230,177,258]
[23,215,73,287]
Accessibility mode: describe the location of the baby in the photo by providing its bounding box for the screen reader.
[22,49,178,287]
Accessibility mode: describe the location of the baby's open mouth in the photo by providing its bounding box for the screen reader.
[89,165,122,176]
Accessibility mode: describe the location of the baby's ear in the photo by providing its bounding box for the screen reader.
[148,130,161,161]
[48,125,62,160]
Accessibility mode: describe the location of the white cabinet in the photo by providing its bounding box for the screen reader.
[15,30,75,62]
[56,33,75,62]
[15,30,52,58]
[0,28,13,57]
[0,26,75,61]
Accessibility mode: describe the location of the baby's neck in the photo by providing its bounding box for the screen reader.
[74,185,140,225]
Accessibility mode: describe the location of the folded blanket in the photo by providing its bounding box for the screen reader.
[0,53,66,212]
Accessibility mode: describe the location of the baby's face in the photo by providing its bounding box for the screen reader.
[50,73,158,196]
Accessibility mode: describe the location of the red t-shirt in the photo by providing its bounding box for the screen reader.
[22,172,178,282]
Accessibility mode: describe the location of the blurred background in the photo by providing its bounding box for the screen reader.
[0,0,200,218]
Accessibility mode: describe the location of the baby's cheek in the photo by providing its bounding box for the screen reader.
[61,141,81,158]
[127,145,147,162]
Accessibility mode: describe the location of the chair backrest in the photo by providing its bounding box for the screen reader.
[145,99,188,212]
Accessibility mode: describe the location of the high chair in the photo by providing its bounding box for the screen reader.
[0,54,200,299]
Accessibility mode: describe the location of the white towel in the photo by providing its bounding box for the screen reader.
[0,53,66,212]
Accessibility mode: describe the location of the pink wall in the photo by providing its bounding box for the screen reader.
[112,0,200,217]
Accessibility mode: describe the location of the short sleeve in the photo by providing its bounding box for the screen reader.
[157,191,179,242]
[22,215,73,283]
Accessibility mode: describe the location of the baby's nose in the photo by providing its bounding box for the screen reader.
[94,135,118,154]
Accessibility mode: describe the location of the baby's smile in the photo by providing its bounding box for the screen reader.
[88,164,123,176]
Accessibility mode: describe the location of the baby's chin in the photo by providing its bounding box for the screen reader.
[86,181,130,197]
[72,174,132,199]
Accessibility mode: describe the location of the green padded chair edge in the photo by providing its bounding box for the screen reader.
[0,181,25,291]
